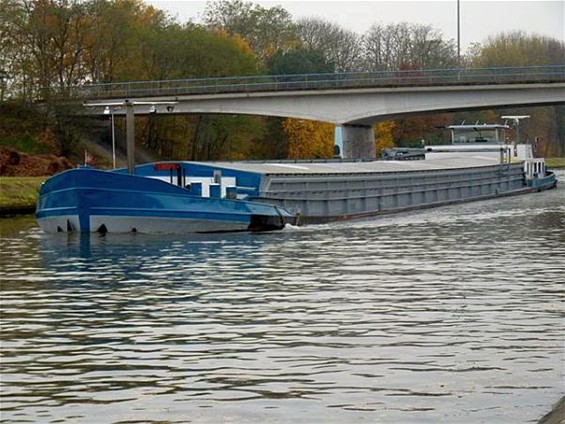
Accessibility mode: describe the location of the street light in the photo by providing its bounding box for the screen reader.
[87,100,178,174]
[457,0,461,66]
[104,106,121,169]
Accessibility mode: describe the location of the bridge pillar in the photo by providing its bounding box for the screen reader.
[341,125,375,159]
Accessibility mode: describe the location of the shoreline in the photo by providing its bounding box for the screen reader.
[0,205,36,217]
[538,396,565,424]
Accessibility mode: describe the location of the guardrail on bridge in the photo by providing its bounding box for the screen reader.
[51,65,565,100]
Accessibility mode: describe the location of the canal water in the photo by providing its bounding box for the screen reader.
[1,173,564,423]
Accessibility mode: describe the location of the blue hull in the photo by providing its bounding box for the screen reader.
[528,171,557,191]
[36,168,294,233]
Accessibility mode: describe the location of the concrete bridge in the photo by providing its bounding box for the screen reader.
[78,65,565,169]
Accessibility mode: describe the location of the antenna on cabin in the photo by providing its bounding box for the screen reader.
[501,115,530,144]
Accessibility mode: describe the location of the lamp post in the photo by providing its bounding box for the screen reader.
[457,0,461,66]
[87,101,177,174]
[104,106,121,169]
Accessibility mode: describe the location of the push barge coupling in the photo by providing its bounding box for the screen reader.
[36,123,556,234]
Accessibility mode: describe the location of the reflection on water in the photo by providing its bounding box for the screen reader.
[1,176,564,423]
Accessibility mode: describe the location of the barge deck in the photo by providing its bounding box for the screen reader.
[130,155,548,226]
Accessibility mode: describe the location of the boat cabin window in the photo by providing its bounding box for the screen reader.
[449,124,509,145]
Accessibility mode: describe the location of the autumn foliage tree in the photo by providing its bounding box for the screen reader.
[467,31,565,156]
[374,121,396,156]
[471,31,564,67]
[203,0,300,65]
[1,1,563,162]
[282,119,334,159]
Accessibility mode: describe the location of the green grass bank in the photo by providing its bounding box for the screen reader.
[546,157,565,168]
[0,176,45,215]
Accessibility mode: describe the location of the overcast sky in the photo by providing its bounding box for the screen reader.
[145,0,564,51]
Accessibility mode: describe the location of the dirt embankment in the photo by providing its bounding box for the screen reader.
[0,147,73,177]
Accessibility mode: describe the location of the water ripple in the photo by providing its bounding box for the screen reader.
[1,177,564,423]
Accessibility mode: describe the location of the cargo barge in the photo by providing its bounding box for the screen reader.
[35,124,557,234]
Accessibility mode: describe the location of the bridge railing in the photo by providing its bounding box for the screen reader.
[66,65,565,100]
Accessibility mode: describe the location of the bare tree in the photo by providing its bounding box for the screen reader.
[298,17,363,71]
[0,0,21,99]
[363,22,457,71]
